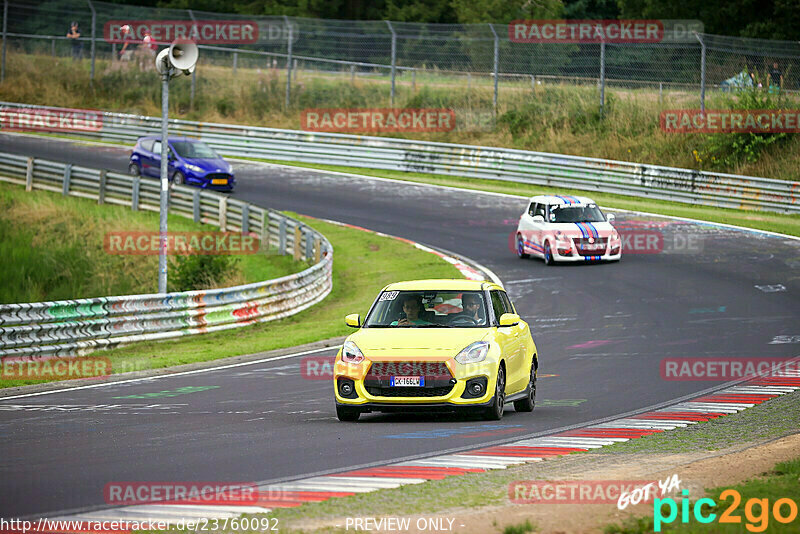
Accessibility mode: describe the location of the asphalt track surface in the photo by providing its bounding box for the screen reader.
[1,134,799,519]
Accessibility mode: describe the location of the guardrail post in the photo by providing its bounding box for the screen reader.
[131,174,140,210]
[87,0,96,81]
[386,21,396,107]
[412,68,416,91]
[232,52,237,75]
[241,203,249,233]
[531,75,535,92]
[284,15,293,111]
[2,0,8,83]
[62,164,72,197]
[25,157,33,191]
[314,236,321,263]
[218,196,227,231]
[279,219,287,255]
[489,24,499,117]
[51,39,55,56]
[293,225,302,260]
[350,64,355,84]
[304,228,313,260]
[192,190,200,223]
[260,212,270,252]
[599,40,606,117]
[98,169,106,203]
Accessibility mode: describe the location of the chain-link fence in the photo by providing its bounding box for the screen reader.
[1,0,799,114]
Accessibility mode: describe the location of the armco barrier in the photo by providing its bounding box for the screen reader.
[0,152,333,360]
[1,101,798,213]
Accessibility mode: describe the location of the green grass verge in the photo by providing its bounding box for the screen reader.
[2,213,461,388]
[0,182,298,303]
[243,159,800,238]
[604,456,800,533]
[235,392,800,531]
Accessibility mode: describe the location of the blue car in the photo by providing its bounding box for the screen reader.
[129,136,235,191]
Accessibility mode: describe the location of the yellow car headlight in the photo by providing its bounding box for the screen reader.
[341,340,364,364]
[455,341,489,365]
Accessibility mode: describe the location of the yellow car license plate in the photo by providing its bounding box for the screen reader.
[391,376,423,387]
[211,178,227,185]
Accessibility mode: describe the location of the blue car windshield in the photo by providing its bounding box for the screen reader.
[171,141,219,159]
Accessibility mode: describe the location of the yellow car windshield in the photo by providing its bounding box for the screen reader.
[364,290,488,328]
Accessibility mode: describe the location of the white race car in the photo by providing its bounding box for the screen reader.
[515,195,622,265]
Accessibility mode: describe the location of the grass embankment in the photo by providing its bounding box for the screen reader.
[253,160,800,238]
[1,193,462,387]
[246,392,800,533]
[1,52,798,180]
[0,182,300,303]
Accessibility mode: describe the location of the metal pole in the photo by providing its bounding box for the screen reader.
[2,0,8,83]
[87,0,96,80]
[386,21,396,107]
[489,24,499,117]
[232,51,237,75]
[284,15,293,111]
[158,72,170,294]
[188,10,197,109]
[599,40,606,116]
[696,33,706,114]
[350,64,355,83]
[659,82,663,103]
[412,68,416,91]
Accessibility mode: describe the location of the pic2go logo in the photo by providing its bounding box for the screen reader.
[654,489,798,532]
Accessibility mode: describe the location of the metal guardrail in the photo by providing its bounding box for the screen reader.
[1,101,796,214]
[0,151,333,359]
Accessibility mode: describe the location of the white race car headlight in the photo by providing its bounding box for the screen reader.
[184,164,203,172]
[455,341,490,365]
[341,340,365,364]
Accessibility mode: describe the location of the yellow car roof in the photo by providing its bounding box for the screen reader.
[383,279,502,291]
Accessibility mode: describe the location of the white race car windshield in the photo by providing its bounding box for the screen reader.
[549,204,605,223]
[364,290,489,328]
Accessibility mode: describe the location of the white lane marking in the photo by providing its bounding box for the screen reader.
[513,438,627,447]
[0,345,337,401]
[670,403,747,412]
[453,455,532,465]
[769,335,800,343]
[756,284,787,292]
[320,476,428,486]
[264,483,377,493]
[393,459,510,469]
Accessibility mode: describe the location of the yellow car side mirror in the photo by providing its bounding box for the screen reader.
[345,313,361,328]
[499,313,520,327]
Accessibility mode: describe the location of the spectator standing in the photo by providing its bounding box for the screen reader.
[137,29,157,69]
[769,62,783,94]
[118,24,134,62]
[66,21,81,60]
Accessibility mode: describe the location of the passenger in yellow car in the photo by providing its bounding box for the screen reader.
[391,296,432,326]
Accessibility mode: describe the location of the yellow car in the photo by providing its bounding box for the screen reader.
[334,279,539,422]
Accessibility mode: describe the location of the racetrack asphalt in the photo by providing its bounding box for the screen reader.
[1,134,798,519]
